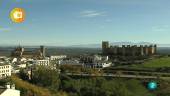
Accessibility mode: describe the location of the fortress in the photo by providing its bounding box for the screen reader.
[102,41,157,56]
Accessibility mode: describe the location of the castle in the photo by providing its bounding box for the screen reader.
[102,41,157,56]
[11,46,46,59]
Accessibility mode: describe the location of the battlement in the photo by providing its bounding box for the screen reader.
[102,41,157,56]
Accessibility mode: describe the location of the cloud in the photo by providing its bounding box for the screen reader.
[152,25,170,32]
[0,27,11,32]
[80,10,106,18]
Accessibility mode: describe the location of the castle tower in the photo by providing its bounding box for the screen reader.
[102,41,109,55]
[113,46,118,55]
[140,45,144,56]
[144,45,149,55]
[127,45,131,56]
[154,44,157,54]
[148,45,155,55]
[110,46,114,55]
[40,46,46,58]
[122,45,126,56]
[132,45,137,56]
[102,41,109,49]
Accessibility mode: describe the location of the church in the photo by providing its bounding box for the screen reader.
[11,46,46,59]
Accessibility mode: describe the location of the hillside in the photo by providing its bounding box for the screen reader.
[11,75,67,96]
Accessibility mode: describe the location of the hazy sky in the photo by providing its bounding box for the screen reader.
[0,0,170,46]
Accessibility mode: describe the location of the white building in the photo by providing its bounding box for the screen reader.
[82,55,111,68]
[84,61,112,68]
[34,59,50,66]
[50,55,67,60]
[0,84,20,96]
[58,59,82,66]
[12,58,17,63]
[0,64,11,78]
[93,55,109,62]
[17,64,27,68]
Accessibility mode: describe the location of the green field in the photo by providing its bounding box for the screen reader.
[130,57,170,68]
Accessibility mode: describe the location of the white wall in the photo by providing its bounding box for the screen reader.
[50,55,67,60]
[0,65,11,78]
[35,60,50,66]
[0,89,20,96]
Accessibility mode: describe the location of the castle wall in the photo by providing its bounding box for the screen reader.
[102,41,157,56]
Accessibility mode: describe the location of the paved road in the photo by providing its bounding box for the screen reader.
[65,73,159,79]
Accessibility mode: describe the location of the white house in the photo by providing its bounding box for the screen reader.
[84,61,112,68]
[0,64,11,78]
[0,84,20,96]
[34,59,50,66]
[93,55,109,62]
[50,55,67,60]
[17,64,27,68]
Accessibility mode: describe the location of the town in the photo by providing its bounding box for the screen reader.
[1,41,170,96]
[2,0,170,96]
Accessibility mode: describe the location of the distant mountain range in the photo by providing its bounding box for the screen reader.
[1,42,170,48]
[69,42,170,48]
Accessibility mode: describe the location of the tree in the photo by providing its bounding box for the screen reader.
[19,69,29,80]
[31,66,60,92]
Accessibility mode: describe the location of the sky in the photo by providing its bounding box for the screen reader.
[1,0,170,46]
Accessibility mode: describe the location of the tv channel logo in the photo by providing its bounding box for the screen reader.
[147,81,157,90]
[10,8,25,23]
